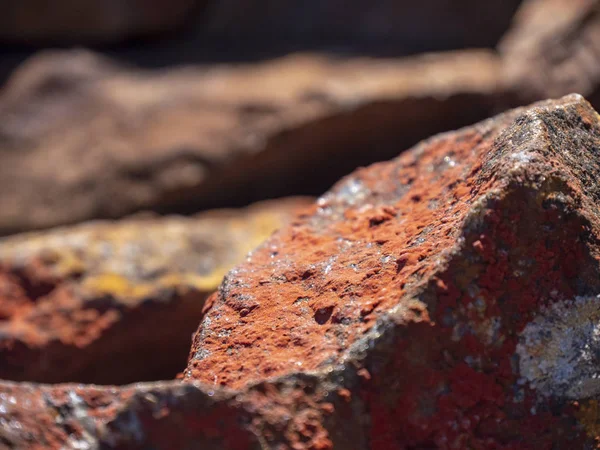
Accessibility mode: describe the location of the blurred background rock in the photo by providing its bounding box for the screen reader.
[0,1,521,63]
[0,0,598,234]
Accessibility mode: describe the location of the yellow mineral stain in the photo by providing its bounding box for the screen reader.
[575,399,600,440]
[82,273,142,297]
[1,199,309,304]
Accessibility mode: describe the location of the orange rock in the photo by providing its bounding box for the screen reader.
[0,376,362,450]
[5,96,600,449]
[185,95,600,447]
[0,198,309,384]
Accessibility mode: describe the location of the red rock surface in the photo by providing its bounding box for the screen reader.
[4,96,600,449]
[0,375,363,450]
[184,94,600,447]
[0,198,309,385]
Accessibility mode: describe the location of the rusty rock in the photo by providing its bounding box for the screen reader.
[5,96,600,449]
[499,0,600,108]
[0,197,309,385]
[0,49,503,235]
[183,94,600,447]
[0,374,366,450]
[0,0,203,44]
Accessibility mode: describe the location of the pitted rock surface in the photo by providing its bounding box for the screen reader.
[183,95,600,447]
[0,375,363,450]
[0,198,309,384]
[5,96,600,449]
[0,49,501,235]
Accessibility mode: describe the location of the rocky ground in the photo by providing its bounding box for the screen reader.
[2,1,600,449]
[0,49,501,234]
[0,198,310,385]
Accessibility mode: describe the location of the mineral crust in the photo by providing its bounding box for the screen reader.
[0,198,308,384]
[185,94,600,448]
[4,96,600,449]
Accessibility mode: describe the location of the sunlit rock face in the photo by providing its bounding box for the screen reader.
[4,95,600,449]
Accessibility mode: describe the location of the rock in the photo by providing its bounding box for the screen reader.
[0,48,503,235]
[499,0,600,108]
[181,94,600,447]
[5,95,600,449]
[0,0,203,44]
[200,0,522,54]
[0,197,309,384]
[0,376,364,450]
[3,95,600,449]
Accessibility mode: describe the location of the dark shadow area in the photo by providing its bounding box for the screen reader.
[0,0,523,86]
[153,93,509,216]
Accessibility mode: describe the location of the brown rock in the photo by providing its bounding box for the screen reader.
[0,48,503,235]
[0,375,364,450]
[0,197,309,385]
[182,95,600,447]
[3,95,600,449]
[499,0,600,108]
[5,95,600,450]
[0,0,203,44]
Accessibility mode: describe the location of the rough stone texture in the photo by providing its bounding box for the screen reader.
[0,197,309,385]
[0,48,503,235]
[0,376,365,450]
[5,97,600,449]
[499,0,600,109]
[181,94,600,447]
[0,0,203,43]
[199,0,522,54]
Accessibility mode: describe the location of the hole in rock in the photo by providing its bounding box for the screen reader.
[314,306,334,325]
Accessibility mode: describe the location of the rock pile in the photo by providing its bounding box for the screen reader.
[2,1,600,448]
[0,198,309,385]
[3,95,600,449]
[0,49,501,235]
